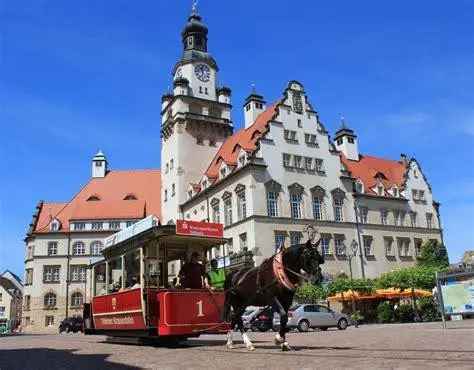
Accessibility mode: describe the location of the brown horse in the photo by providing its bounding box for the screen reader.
[223,239,324,351]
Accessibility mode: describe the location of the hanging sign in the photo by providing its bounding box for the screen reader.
[176,220,223,238]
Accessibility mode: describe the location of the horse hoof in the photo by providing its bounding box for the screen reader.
[274,335,284,345]
[281,342,291,352]
[247,346,255,351]
[226,344,234,350]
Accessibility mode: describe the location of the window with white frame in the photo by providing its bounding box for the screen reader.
[26,245,34,259]
[393,210,401,226]
[0,307,5,317]
[284,129,297,142]
[312,196,323,220]
[294,155,303,169]
[363,236,373,256]
[377,185,384,196]
[236,188,247,221]
[384,237,394,256]
[238,155,246,167]
[47,242,58,256]
[426,213,433,229]
[165,163,169,174]
[399,211,406,226]
[290,192,303,219]
[223,195,233,226]
[335,238,346,256]
[359,207,368,224]
[419,190,425,201]
[354,180,364,194]
[211,200,220,224]
[109,221,121,230]
[169,159,174,170]
[71,292,83,307]
[23,295,31,311]
[333,197,344,222]
[305,157,313,171]
[90,241,103,256]
[70,265,87,282]
[315,158,324,173]
[126,220,136,228]
[414,238,423,256]
[267,191,279,217]
[239,233,247,250]
[73,222,86,231]
[45,315,55,327]
[44,293,57,308]
[164,189,168,202]
[226,238,234,254]
[398,238,411,257]
[380,209,388,225]
[43,266,60,283]
[304,133,318,146]
[282,153,291,167]
[274,232,286,252]
[171,184,176,197]
[72,241,86,256]
[321,236,331,256]
[290,231,302,246]
[91,222,103,231]
[25,269,33,285]
[220,167,227,178]
[410,212,417,227]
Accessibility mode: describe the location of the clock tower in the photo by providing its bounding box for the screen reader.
[161,4,233,224]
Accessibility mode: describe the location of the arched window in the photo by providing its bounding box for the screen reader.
[71,292,83,308]
[331,188,345,222]
[44,292,57,308]
[288,183,304,219]
[72,241,86,256]
[311,186,326,221]
[210,198,220,224]
[90,241,104,256]
[235,185,246,221]
[266,180,281,217]
[222,192,233,226]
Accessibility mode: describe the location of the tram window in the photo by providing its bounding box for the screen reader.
[108,258,123,293]
[94,263,106,296]
[124,250,140,289]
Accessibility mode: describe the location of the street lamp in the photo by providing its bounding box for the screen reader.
[353,197,366,279]
[347,240,358,280]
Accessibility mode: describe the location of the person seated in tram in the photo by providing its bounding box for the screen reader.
[178,252,209,289]
[208,258,226,290]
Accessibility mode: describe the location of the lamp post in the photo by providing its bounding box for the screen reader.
[348,240,359,280]
[353,197,366,279]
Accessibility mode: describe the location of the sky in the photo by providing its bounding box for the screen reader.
[1,0,473,277]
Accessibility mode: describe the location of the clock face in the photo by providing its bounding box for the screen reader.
[194,64,210,82]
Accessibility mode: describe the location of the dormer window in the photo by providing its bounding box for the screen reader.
[238,155,246,167]
[354,180,364,194]
[348,137,355,144]
[246,104,251,111]
[124,194,137,200]
[95,161,102,167]
[392,187,399,197]
[377,185,384,196]
[87,195,101,201]
[50,219,61,232]
[336,138,343,145]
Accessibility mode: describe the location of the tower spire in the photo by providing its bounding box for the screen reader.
[191,0,199,16]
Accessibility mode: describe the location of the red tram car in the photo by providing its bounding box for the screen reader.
[83,216,230,342]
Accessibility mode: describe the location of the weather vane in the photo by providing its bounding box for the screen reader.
[192,0,198,13]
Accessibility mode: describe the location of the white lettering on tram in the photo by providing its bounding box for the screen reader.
[100,316,135,325]
[196,300,205,317]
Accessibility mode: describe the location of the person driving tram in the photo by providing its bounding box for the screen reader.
[178,251,209,289]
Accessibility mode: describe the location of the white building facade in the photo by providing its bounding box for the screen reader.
[161,7,443,280]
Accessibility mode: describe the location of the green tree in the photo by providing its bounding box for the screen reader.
[326,278,375,296]
[417,240,449,268]
[295,283,327,303]
[376,265,441,291]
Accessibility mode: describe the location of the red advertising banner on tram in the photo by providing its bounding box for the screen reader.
[92,289,146,331]
[176,220,224,238]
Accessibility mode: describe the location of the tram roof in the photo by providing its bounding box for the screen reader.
[100,222,229,260]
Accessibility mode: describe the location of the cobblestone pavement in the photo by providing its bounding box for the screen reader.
[1,321,473,370]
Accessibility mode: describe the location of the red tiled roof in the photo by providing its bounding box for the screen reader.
[340,154,407,195]
[33,170,161,233]
[204,104,278,180]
